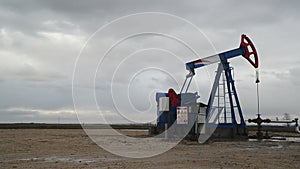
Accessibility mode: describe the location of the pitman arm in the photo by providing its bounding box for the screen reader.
[185,34,258,76]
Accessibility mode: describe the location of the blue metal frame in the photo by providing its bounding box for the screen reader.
[219,60,245,128]
[186,46,246,73]
[218,48,246,128]
[187,46,247,129]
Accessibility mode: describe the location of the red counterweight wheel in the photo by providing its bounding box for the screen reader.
[240,34,259,68]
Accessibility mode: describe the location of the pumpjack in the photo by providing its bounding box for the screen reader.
[152,34,259,139]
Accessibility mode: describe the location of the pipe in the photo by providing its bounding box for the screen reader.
[295,118,300,133]
[296,126,300,133]
[270,120,296,123]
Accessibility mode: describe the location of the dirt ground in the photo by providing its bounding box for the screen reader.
[0,129,299,169]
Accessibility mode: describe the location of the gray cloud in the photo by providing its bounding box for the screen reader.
[0,1,299,123]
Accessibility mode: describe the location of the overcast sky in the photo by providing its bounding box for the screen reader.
[0,0,299,123]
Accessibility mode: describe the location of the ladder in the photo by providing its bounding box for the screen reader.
[206,62,245,128]
[216,67,240,124]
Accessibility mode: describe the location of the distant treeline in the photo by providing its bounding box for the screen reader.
[0,123,153,129]
[0,123,296,132]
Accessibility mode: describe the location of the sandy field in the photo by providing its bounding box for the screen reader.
[0,129,299,169]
